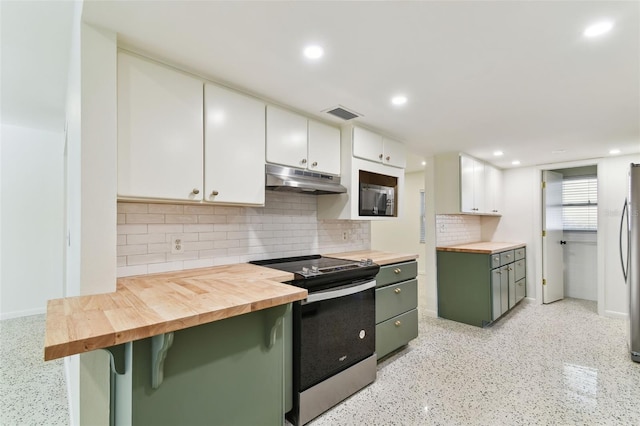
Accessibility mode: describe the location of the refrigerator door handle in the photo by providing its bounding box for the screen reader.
[620,198,630,282]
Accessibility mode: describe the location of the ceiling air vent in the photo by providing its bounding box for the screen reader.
[324,105,361,121]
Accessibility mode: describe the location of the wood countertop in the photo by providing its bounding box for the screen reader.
[323,250,419,266]
[436,242,526,254]
[44,263,306,361]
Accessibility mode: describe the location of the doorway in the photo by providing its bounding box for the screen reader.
[542,165,598,304]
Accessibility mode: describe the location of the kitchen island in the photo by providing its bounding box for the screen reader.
[437,242,526,327]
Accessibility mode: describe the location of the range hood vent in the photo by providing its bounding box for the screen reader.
[265,164,347,195]
[324,105,361,121]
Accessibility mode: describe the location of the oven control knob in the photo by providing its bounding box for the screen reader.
[366,258,373,266]
[301,267,310,275]
[359,259,367,266]
[311,266,319,274]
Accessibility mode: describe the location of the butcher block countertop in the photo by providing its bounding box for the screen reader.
[44,263,306,361]
[436,242,525,254]
[324,250,419,265]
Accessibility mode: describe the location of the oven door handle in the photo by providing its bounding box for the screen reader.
[302,280,376,304]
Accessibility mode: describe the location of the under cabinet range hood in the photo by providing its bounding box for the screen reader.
[265,164,347,194]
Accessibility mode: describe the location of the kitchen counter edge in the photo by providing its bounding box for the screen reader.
[436,242,526,254]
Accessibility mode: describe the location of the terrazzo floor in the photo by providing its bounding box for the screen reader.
[2,295,639,425]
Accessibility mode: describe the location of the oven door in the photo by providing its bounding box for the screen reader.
[294,280,376,392]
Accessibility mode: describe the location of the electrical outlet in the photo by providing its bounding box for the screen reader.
[439,224,446,233]
[171,235,184,254]
[342,231,348,241]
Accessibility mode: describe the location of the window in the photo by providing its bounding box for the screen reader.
[419,190,426,243]
[562,176,597,231]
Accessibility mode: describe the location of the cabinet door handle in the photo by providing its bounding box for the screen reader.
[497,271,502,275]
[211,190,219,196]
[394,288,402,294]
[394,268,401,274]
[301,158,307,164]
[379,153,384,159]
[394,320,402,327]
[191,188,200,195]
[386,156,391,161]
[311,161,318,167]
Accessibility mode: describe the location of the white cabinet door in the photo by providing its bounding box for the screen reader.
[118,52,203,201]
[352,127,383,163]
[308,120,340,175]
[382,137,406,168]
[266,106,308,169]
[484,164,503,214]
[459,155,476,213]
[204,84,265,205]
[460,155,485,213]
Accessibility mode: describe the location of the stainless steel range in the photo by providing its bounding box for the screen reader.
[251,255,379,425]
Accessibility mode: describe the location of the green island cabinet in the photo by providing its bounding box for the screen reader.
[375,260,419,359]
[106,305,291,426]
[437,246,526,327]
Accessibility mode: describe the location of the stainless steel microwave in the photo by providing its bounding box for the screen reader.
[359,183,395,216]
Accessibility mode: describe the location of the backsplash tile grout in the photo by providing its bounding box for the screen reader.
[116,192,370,277]
[435,214,481,246]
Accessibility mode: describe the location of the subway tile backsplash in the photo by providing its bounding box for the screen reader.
[116,192,370,277]
[435,214,481,246]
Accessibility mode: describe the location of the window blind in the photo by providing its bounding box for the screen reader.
[562,176,597,231]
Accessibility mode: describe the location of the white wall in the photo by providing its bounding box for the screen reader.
[371,171,426,274]
[0,124,64,319]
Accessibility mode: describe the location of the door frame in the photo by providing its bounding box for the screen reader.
[533,159,603,314]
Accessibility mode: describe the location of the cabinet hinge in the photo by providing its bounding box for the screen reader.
[542,181,546,189]
[543,279,547,286]
[542,230,546,237]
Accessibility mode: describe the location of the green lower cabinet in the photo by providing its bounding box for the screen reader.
[123,305,289,426]
[375,261,419,360]
[437,248,526,327]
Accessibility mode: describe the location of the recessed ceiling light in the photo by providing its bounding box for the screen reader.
[303,45,324,60]
[391,95,407,106]
[421,161,426,166]
[584,21,614,38]
[493,151,504,157]
[610,148,621,155]
[512,160,521,166]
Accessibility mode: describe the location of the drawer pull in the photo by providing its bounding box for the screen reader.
[494,257,499,261]
[506,254,511,258]
[394,268,402,274]
[394,320,402,327]
[394,288,402,294]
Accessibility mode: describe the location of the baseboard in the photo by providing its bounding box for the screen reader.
[604,310,628,320]
[0,306,46,320]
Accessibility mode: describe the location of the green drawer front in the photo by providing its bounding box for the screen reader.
[376,279,418,323]
[515,247,526,260]
[500,250,515,266]
[514,259,526,282]
[376,261,418,287]
[376,309,418,360]
[491,254,501,269]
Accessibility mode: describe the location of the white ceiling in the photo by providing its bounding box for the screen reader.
[4,1,639,171]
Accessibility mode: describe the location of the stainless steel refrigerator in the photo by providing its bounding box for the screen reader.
[621,163,640,362]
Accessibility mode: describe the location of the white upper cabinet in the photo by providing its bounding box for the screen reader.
[266,106,309,169]
[118,52,204,201]
[434,152,501,216]
[460,154,485,213]
[352,127,383,163]
[484,164,503,215]
[204,83,265,205]
[382,137,407,168]
[308,120,341,175]
[352,126,406,168]
[266,105,341,175]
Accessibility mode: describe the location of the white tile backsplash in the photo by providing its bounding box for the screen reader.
[435,214,482,246]
[116,191,370,277]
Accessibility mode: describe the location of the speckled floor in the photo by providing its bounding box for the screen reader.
[0,314,69,426]
[2,293,639,426]
[311,296,640,425]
